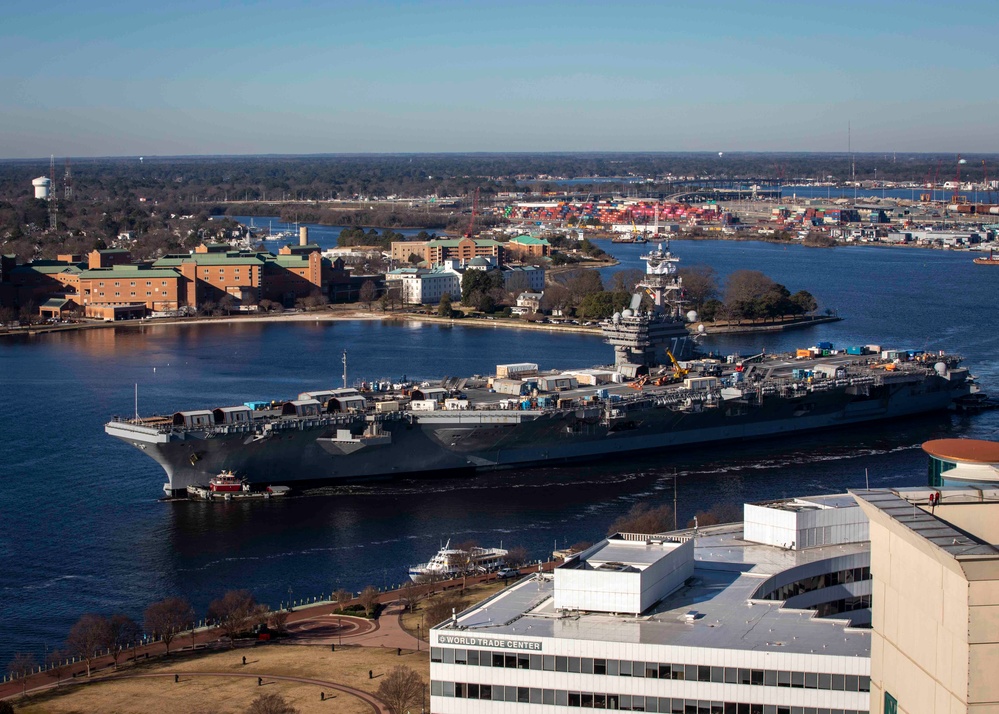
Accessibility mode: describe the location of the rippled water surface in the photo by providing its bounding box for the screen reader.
[1,239,997,661]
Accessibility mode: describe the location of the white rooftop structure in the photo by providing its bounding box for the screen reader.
[554,534,694,615]
[743,494,869,550]
[432,502,874,714]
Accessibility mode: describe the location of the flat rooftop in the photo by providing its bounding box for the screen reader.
[559,537,683,572]
[754,493,861,512]
[854,488,999,556]
[446,525,870,658]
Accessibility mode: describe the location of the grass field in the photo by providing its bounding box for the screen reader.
[16,644,428,714]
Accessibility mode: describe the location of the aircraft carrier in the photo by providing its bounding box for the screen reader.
[106,243,979,497]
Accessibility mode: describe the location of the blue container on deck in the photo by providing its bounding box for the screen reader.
[244,401,271,410]
[609,394,622,403]
[537,396,554,408]
[817,341,834,350]
[520,400,533,410]
[846,346,864,355]
[596,388,609,399]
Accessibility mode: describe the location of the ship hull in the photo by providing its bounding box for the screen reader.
[107,374,972,497]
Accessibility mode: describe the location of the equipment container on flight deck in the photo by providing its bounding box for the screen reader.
[596,388,609,399]
[817,342,834,351]
[796,349,811,358]
[375,401,401,413]
[846,346,864,355]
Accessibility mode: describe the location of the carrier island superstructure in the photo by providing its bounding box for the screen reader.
[106,242,979,497]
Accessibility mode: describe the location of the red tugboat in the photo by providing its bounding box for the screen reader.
[187,471,290,500]
[209,470,249,493]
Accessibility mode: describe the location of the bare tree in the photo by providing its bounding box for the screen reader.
[677,265,719,310]
[333,588,353,611]
[609,268,645,294]
[376,666,425,714]
[207,589,257,648]
[422,591,465,628]
[102,613,141,670]
[358,585,380,617]
[7,652,37,696]
[400,579,433,614]
[144,596,194,655]
[269,609,290,633]
[504,545,529,569]
[359,280,378,309]
[247,692,298,714]
[66,613,108,677]
[218,294,236,316]
[454,539,479,590]
[45,649,67,687]
[539,283,571,315]
[608,503,675,535]
[688,502,743,528]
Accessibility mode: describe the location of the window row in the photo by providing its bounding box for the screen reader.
[431,648,869,692]
[431,680,867,714]
[764,567,871,602]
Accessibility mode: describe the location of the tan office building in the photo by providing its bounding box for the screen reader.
[854,486,999,714]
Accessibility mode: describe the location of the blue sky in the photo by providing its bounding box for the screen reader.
[2,0,996,158]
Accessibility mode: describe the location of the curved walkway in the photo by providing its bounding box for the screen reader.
[285,601,422,651]
[119,671,390,714]
[284,613,377,643]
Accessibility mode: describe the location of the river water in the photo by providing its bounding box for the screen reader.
[1,239,997,662]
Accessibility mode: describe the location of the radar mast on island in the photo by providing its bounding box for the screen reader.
[600,240,691,369]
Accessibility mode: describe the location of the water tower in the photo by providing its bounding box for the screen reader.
[33,176,51,200]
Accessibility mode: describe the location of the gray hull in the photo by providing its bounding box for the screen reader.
[107,372,973,497]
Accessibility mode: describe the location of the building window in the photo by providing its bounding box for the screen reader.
[885,693,897,714]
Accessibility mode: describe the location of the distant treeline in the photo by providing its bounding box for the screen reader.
[2,152,995,205]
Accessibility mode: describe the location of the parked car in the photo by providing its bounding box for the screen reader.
[497,568,521,580]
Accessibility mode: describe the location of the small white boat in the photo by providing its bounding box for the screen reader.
[408,540,508,581]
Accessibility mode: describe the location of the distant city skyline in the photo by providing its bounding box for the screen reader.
[3,0,996,159]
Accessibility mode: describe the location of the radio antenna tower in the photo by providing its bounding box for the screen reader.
[48,155,58,230]
[64,158,73,200]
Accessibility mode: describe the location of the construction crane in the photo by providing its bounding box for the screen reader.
[954,155,965,204]
[463,188,480,238]
[664,349,689,383]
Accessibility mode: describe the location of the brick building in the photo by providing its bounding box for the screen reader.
[504,234,551,260]
[1,242,366,317]
[391,238,503,266]
[78,264,183,311]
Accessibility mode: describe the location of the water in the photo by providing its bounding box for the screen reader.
[230,216,433,252]
[781,185,988,203]
[2,241,998,662]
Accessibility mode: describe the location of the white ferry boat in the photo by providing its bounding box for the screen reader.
[408,540,508,581]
